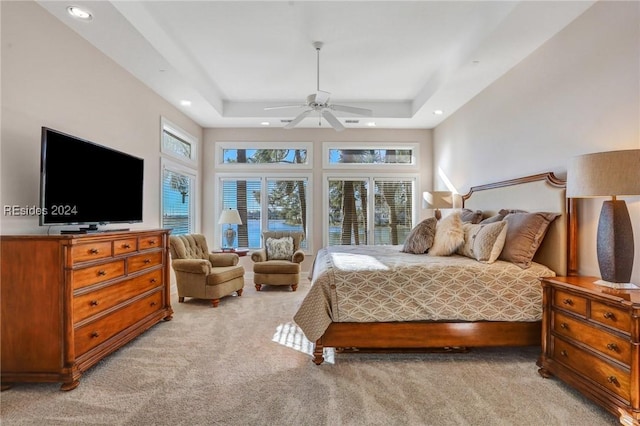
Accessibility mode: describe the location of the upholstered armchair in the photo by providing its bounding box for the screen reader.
[169,234,245,307]
[251,231,305,291]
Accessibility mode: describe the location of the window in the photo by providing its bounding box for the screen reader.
[323,142,418,168]
[220,176,310,249]
[161,162,195,235]
[161,117,197,165]
[216,142,312,169]
[326,175,415,246]
[160,118,197,234]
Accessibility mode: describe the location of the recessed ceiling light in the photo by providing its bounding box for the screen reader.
[433,110,444,115]
[260,121,270,126]
[67,6,93,21]
[366,122,376,127]
[180,100,192,107]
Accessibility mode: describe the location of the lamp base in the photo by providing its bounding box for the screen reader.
[593,279,639,289]
[224,227,236,249]
[597,200,634,283]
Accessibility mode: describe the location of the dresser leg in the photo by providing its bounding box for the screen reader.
[59,380,80,391]
[537,367,553,379]
[1,383,13,391]
[618,408,640,426]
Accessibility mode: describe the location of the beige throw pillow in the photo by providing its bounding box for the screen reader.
[266,236,294,260]
[457,221,508,263]
[460,208,483,224]
[401,217,437,254]
[428,213,465,256]
[499,212,559,269]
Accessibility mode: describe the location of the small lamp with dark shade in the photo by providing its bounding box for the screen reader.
[567,149,640,285]
[423,191,453,220]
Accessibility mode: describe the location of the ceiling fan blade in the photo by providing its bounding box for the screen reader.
[315,90,331,105]
[331,104,373,116]
[322,109,345,132]
[264,104,304,111]
[284,110,312,129]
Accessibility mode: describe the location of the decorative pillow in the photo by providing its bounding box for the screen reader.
[479,208,528,224]
[460,208,483,224]
[428,213,465,256]
[401,217,437,254]
[457,221,508,263]
[266,236,294,260]
[499,212,560,269]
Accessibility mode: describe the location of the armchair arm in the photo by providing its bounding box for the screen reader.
[251,249,267,262]
[292,249,305,264]
[171,259,211,274]
[208,253,239,267]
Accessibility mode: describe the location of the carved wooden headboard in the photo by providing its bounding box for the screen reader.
[462,172,573,276]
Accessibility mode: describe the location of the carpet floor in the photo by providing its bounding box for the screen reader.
[1,278,619,425]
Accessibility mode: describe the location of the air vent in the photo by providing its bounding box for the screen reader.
[280,119,292,123]
[345,120,359,124]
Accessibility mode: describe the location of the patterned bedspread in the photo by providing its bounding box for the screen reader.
[293,245,555,342]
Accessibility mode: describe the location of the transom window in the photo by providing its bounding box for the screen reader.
[323,142,418,168]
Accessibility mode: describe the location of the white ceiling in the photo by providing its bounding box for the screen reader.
[37,1,596,130]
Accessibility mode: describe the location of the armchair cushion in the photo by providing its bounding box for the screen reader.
[208,252,239,267]
[266,236,294,260]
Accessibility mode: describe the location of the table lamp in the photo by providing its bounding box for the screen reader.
[218,208,242,249]
[567,149,640,284]
[423,191,453,220]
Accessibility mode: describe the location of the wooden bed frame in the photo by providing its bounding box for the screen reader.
[312,172,577,365]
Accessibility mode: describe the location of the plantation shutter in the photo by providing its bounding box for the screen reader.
[221,178,262,248]
[266,178,308,249]
[161,167,193,235]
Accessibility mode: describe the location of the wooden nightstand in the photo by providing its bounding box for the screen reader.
[538,276,640,425]
[212,248,249,257]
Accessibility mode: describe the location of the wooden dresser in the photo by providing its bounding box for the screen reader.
[1,229,173,391]
[538,276,640,425]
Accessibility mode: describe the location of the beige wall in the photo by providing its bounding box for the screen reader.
[433,1,640,283]
[203,127,432,271]
[1,1,203,235]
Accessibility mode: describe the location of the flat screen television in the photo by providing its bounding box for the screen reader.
[39,127,144,232]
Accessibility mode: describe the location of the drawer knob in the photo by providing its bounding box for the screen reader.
[562,298,574,306]
[607,376,619,386]
[603,311,615,320]
[143,259,151,264]
[148,240,156,245]
[123,243,131,249]
[90,300,99,306]
[150,278,157,283]
[150,301,157,307]
[97,270,107,276]
[560,350,568,357]
[90,332,100,338]
[89,248,99,254]
[560,323,568,329]
[606,343,619,352]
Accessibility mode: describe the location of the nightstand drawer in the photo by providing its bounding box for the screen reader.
[553,289,587,316]
[553,337,630,402]
[590,301,630,334]
[553,311,631,366]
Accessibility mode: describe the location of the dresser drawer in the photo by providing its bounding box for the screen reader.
[73,260,125,290]
[553,289,587,316]
[553,337,630,402]
[553,311,631,366]
[73,269,163,323]
[128,251,163,273]
[113,238,137,256]
[71,241,113,264]
[590,301,631,334]
[138,234,163,251]
[74,290,164,357]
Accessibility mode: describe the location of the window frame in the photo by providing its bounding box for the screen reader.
[322,142,420,169]
[322,172,419,247]
[161,117,198,166]
[215,141,313,170]
[216,172,313,252]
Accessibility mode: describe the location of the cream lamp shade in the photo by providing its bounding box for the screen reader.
[218,209,242,249]
[423,191,453,220]
[566,149,640,284]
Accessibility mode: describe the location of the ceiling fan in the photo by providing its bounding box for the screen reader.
[265,41,373,132]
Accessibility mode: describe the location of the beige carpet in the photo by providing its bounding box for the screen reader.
[1,278,618,425]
